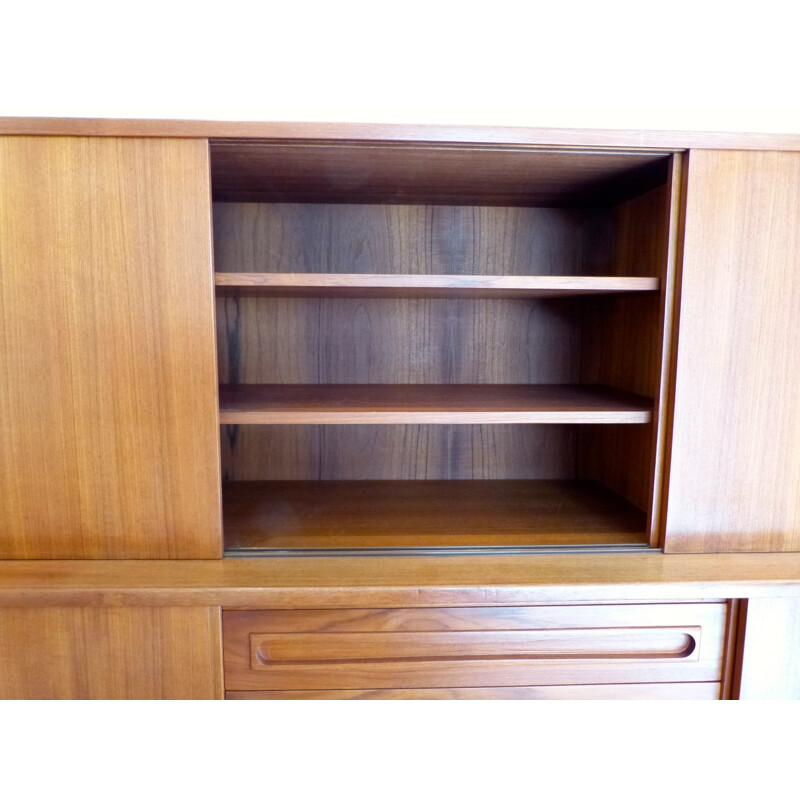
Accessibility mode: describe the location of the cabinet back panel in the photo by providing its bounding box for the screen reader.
[221,425,576,481]
[217,296,580,385]
[213,202,612,276]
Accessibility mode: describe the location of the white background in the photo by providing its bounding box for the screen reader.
[1,2,797,797]
[2,1,799,133]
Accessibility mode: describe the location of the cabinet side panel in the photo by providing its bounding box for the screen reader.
[736,598,800,699]
[0,137,221,558]
[664,150,800,552]
[579,182,673,520]
[0,607,223,699]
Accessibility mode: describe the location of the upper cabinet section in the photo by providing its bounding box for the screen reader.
[664,150,800,553]
[0,137,222,558]
[211,141,680,553]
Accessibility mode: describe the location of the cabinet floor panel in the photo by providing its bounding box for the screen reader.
[223,480,648,551]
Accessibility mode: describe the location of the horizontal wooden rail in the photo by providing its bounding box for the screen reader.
[214,273,660,298]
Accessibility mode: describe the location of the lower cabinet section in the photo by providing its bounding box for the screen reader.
[223,603,729,697]
[0,601,735,699]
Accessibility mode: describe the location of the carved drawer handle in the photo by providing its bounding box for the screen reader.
[251,627,700,667]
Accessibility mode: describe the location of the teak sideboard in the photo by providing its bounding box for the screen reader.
[1,118,799,699]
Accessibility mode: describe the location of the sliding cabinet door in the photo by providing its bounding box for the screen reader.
[664,150,800,552]
[0,137,221,558]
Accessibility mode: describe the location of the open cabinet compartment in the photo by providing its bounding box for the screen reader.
[210,140,678,553]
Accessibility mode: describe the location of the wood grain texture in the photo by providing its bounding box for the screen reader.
[224,604,719,632]
[212,199,662,509]
[212,203,599,276]
[214,272,659,298]
[720,599,741,700]
[211,204,592,394]
[223,480,647,550]
[0,607,223,699]
[216,299,582,389]
[220,425,577,482]
[2,117,800,152]
[578,163,681,543]
[0,136,222,559]
[215,296,582,386]
[664,150,800,553]
[226,683,721,699]
[647,154,685,546]
[210,143,669,206]
[218,384,653,424]
[223,604,725,690]
[735,597,800,699]
[2,554,800,607]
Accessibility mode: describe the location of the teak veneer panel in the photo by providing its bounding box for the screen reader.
[214,272,659,298]
[0,137,222,558]
[664,150,800,553]
[223,480,647,550]
[218,384,653,424]
[0,607,223,699]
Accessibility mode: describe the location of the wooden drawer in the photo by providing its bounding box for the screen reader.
[223,603,728,692]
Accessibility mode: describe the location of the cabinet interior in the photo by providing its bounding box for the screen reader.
[210,140,677,553]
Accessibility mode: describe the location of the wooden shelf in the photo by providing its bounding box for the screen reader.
[223,480,648,551]
[214,272,660,298]
[218,384,653,424]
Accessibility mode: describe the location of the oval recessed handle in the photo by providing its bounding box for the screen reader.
[250,627,701,667]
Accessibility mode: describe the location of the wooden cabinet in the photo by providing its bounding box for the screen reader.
[1,118,800,698]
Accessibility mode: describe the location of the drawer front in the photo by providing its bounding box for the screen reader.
[227,683,721,700]
[223,604,728,691]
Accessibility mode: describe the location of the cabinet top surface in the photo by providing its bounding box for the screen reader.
[1,117,799,151]
[3,554,800,607]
